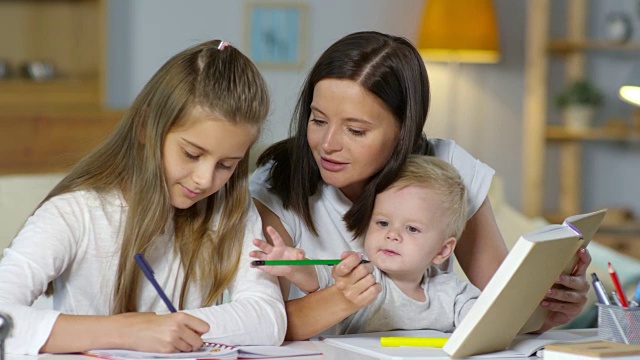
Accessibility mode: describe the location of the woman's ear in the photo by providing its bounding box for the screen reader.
[432,237,457,265]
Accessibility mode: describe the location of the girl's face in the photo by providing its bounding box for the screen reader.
[163,106,257,209]
[306,79,400,201]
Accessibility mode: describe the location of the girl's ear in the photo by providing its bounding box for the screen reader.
[432,237,457,265]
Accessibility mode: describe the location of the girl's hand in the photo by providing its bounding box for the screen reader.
[538,247,591,332]
[332,251,381,309]
[250,226,305,277]
[118,312,209,353]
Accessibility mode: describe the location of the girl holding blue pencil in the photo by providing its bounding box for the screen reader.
[0,40,285,355]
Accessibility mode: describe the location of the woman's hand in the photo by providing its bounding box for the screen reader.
[332,251,381,309]
[537,247,591,332]
[250,226,305,278]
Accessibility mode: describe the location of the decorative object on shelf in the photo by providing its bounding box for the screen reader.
[605,12,633,43]
[0,60,9,80]
[21,61,55,81]
[244,2,308,69]
[417,0,500,63]
[555,79,604,131]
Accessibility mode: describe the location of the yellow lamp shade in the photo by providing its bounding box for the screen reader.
[619,85,640,107]
[418,0,500,63]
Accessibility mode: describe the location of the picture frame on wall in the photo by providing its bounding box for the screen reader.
[245,2,308,69]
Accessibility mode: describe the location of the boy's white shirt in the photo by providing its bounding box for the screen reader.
[0,189,286,355]
[315,265,480,334]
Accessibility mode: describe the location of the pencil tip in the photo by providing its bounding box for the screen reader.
[251,260,265,266]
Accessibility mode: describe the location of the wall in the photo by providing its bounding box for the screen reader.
[106,0,529,212]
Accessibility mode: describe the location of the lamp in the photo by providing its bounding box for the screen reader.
[619,86,640,106]
[417,0,500,63]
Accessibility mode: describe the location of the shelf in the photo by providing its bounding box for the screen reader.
[546,125,640,142]
[0,108,124,175]
[548,40,640,54]
[0,76,100,108]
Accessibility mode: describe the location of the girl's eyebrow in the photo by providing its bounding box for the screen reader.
[182,138,208,153]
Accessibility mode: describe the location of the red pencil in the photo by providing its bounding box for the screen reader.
[608,262,629,307]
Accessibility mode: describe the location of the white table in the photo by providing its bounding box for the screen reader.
[5,329,599,360]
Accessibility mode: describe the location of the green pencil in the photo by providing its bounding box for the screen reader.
[251,259,370,266]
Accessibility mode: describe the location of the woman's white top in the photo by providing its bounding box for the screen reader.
[0,190,286,355]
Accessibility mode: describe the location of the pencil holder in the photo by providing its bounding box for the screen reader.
[596,303,640,344]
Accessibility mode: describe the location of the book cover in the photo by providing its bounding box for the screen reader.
[544,340,640,360]
[443,209,606,358]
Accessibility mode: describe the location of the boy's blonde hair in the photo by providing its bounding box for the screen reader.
[388,155,468,239]
[41,40,269,313]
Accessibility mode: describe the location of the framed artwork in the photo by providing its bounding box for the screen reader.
[245,2,308,69]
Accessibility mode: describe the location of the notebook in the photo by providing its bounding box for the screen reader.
[443,209,606,358]
[86,343,322,360]
[544,340,640,360]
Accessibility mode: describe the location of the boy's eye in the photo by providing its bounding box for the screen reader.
[376,220,389,227]
[183,150,199,160]
[406,225,420,234]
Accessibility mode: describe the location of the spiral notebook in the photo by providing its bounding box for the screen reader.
[86,343,321,360]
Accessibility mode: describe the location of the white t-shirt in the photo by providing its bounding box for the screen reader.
[316,266,480,334]
[250,138,495,272]
[0,190,286,355]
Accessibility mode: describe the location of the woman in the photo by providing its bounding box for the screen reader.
[250,31,590,340]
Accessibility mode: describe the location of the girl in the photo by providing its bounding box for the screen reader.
[250,31,591,339]
[0,40,285,355]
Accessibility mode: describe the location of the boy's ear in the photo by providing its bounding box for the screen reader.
[432,237,457,265]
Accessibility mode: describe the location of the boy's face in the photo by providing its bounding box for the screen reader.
[364,184,456,281]
[163,106,257,209]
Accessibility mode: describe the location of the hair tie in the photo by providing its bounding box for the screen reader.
[217,41,231,50]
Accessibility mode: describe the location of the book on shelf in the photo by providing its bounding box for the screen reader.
[85,343,321,360]
[443,209,606,358]
[544,340,640,360]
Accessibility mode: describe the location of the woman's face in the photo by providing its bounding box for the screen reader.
[307,79,400,201]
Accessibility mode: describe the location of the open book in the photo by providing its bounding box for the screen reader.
[443,209,606,358]
[86,343,322,360]
[321,329,598,359]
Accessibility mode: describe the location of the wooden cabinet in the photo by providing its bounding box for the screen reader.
[522,0,640,249]
[0,0,123,174]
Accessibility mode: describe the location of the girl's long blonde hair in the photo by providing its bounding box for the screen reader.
[42,40,270,313]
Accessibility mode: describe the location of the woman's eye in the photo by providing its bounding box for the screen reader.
[348,128,366,136]
[309,118,326,126]
[183,150,199,160]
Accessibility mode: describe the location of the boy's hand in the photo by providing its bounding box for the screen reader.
[332,251,380,309]
[250,226,305,277]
